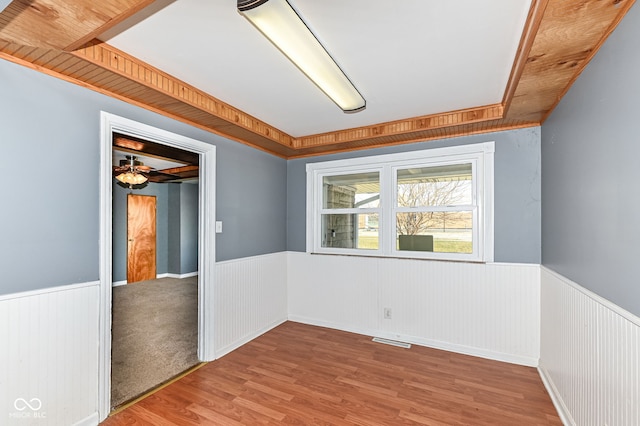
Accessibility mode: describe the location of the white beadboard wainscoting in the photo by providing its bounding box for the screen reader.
[6,253,637,425]
[540,267,640,426]
[288,252,541,366]
[214,252,288,358]
[0,282,100,426]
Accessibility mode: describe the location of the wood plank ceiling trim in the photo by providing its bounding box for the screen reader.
[505,0,636,123]
[0,0,635,159]
[289,120,537,159]
[538,0,637,122]
[294,104,505,150]
[72,40,297,151]
[501,0,549,114]
[0,0,154,51]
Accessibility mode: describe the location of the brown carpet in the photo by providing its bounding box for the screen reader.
[111,276,199,409]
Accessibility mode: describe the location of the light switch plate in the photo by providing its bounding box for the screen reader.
[215,221,223,233]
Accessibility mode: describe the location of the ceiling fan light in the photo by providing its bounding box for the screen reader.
[116,171,148,185]
[238,0,365,113]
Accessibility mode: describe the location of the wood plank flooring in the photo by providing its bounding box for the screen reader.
[102,322,562,425]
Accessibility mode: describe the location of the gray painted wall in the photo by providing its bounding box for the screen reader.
[287,127,542,264]
[168,184,181,274]
[0,58,287,295]
[180,183,199,273]
[541,4,640,316]
[167,183,199,276]
[216,141,287,261]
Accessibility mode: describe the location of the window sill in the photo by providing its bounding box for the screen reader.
[308,251,487,265]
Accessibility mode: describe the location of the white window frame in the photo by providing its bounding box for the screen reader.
[306,142,494,262]
[318,168,384,255]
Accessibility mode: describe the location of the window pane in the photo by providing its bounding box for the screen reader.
[323,172,380,209]
[322,213,379,250]
[397,164,472,207]
[396,211,472,253]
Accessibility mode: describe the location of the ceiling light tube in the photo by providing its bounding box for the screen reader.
[238,0,366,113]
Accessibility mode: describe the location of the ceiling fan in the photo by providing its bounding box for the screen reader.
[114,155,151,187]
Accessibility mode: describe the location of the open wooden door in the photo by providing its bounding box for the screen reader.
[127,194,157,283]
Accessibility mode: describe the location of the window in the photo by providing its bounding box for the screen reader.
[321,171,380,250]
[306,142,494,262]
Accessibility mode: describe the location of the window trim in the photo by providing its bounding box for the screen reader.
[306,142,494,262]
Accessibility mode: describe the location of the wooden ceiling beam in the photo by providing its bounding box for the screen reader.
[502,0,549,114]
[0,0,154,51]
[113,134,200,165]
[505,0,636,123]
[289,119,536,159]
[150,168,199,182]
[73,40,296,150]
[159,165,199,176]
[295,104,505,150]
[63,0,157,51]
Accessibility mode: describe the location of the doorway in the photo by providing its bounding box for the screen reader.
[111,142,199,408]
[99,112,216,420]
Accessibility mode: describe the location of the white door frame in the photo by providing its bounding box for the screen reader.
[98,112,216,420]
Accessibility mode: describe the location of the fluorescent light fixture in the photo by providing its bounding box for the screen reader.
[238,0,366,113]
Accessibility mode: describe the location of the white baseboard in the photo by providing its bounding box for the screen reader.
[72,412,99,426]
[112,272,199,286]
[166,271,198,279]
[289,315,538,367]
[215,318,287,359]
[538,365,574,426]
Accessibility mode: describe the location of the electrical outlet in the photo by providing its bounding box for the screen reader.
[384,308,392,319]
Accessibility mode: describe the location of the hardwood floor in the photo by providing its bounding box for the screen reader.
[102,322,561,425]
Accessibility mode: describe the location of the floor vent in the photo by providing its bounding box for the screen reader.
[372,337,411,349]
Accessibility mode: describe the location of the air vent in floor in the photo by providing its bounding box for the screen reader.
[372,337,411,349]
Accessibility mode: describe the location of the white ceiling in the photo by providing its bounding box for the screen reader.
[101,0,531,137]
